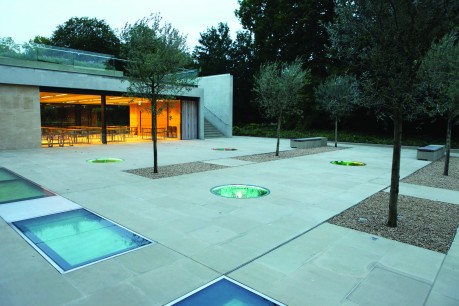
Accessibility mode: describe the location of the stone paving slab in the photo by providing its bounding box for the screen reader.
[202,158,255,167]
[425,228,459,306]
[0,196,80,222]
[347,267,431,306]
[385,182,459,205]
[229,223,444,306]
[0,138,453,306]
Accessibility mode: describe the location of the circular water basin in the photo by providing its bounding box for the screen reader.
[212,148,237,151]
[211,184,270,199]
[330,160,366,166]
[87,158,124,164]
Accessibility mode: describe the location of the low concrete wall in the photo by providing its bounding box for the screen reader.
[198,74,233,137]
[0,84,41,149]
[290,137,328,149]
[417,145,445,161]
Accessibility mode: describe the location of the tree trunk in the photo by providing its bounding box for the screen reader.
[388,109,402,227]
[276,115,282,156]
[151,84,158,174]
[334,116,338,148]
[444,116,452,176]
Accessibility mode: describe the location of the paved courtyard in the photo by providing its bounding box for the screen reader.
[0,137,457,306]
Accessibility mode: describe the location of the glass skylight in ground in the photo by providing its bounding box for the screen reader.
[13,208,152,272]
[168,277,285,306]
[0,168,54,204]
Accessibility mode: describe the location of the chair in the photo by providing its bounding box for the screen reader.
[167,126,177,138]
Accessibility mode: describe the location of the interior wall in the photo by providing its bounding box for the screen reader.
[0,84,41,149]
[129,100,181,139]
[168,101,181,139]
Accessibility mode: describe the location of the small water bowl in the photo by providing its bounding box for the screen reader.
[331,160,366,166]
[87,158,124,164]
[212,148,237,151]
[211,184,270,199]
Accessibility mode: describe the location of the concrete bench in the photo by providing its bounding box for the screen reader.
[417,145,444,161]
[290,137,327,149]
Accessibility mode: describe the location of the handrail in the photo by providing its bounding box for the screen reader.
[204,106,229,126]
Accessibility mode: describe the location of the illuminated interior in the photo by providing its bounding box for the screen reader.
[40,92,181,141]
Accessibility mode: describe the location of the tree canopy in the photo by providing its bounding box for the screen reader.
[51,17,120,55]
[30,35,52,45]
[0,37,19,56]
[419,28,459,175]
[192,23,233,76]
[327,0,459,227]
[253,58,310,155]
[120,14,196,173]
[315,75,360,147]
[236,0,334,73]
[235,0,336,128]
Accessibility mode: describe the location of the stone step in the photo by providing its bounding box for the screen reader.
[204,119,224,138]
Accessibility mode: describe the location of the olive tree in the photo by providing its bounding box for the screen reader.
[121,14,196,173]
[327,0,459,227]
[253,58,311,156]
[315,75,360,147]
[419,29,459,176]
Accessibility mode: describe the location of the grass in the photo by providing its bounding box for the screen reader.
[233,123,458,148]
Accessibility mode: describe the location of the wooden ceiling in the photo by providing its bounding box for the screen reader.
[40,92,137,105]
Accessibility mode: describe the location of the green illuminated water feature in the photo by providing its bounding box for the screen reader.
[87,158,124,164]
[211,184,270,199]
[212,148,237,151]
[0,168,54,204]
[331,161,366,166]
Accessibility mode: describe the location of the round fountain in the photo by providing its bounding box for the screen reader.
[212,148,237,151]
[87,158,124,164]
[210,184,270,199]
[330,160,366,166]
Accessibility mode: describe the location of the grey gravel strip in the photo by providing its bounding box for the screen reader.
[125,161,229,180]
[126,146,342,180]
[234,146,344,163]
[329,192,459,254]
[402,156,459,191]
[331,156,459,253]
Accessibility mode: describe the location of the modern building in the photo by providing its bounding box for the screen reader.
[0,45,233,150]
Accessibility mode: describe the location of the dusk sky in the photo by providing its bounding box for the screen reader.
[0,0,243,50]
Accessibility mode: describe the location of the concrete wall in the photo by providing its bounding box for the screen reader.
[0,84,41,150]
[198,74,233,137]
[0,64,128,93]
[0,64,203,98]
[0,63,227,149]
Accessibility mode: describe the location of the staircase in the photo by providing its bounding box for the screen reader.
[204,119,225,138]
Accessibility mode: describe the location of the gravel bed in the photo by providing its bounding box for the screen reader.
[234,146,343,163]
[126,146,342,180]
[126,146,459,253]
[402,156,459,191]
[125,162,228,179]
[329,192,459,253]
